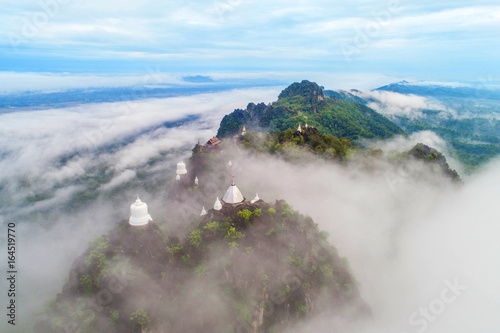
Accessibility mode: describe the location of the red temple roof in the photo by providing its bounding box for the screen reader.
[205,136,221,147]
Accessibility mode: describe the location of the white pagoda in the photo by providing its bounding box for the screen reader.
[129,195,152,226]
[214,197,222,211]
[222,176,245,205]
[176,161,187,175]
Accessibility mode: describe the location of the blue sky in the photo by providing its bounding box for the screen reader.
[0,0,499,90]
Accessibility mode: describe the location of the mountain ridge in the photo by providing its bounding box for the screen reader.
[37,197,369,332]
[217,80,405,142]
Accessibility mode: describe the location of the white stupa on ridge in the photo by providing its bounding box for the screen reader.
[214,197,222,211]
[222,176,245,205]
[200,206,207,216]
[251,193,260,204]
[176,161,187,175]
[129,195,152,226]
[194,176,199,186]
[297,124,302,132]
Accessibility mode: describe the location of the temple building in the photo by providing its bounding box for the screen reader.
[129,195,152,226]
[222,176,245,205]
[241,126,246,136]
[204,136,221,148]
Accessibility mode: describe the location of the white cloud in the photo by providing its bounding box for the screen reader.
[364,130,464,175]
[308,5,500,36]
[2,0,499,76]
[100,169,136,191]
[228,146,500,333]
[408,80,474,88]
[372,130,449,152]
[389,6,500,33]
[0,87,281,216]
[351,90,452,118]
[0,71,184,94]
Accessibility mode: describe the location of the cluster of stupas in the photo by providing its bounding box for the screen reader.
[205,175,259,216]
[296,123,310,133]
[128,159,260,226]
[127,124,314,225]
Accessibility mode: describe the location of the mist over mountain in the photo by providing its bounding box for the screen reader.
[37,198,368,332]
[329,81,500,172]
[1,81,499,333]
[34,113,461,332]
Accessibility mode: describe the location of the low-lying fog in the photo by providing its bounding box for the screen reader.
[0,88,498,332]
